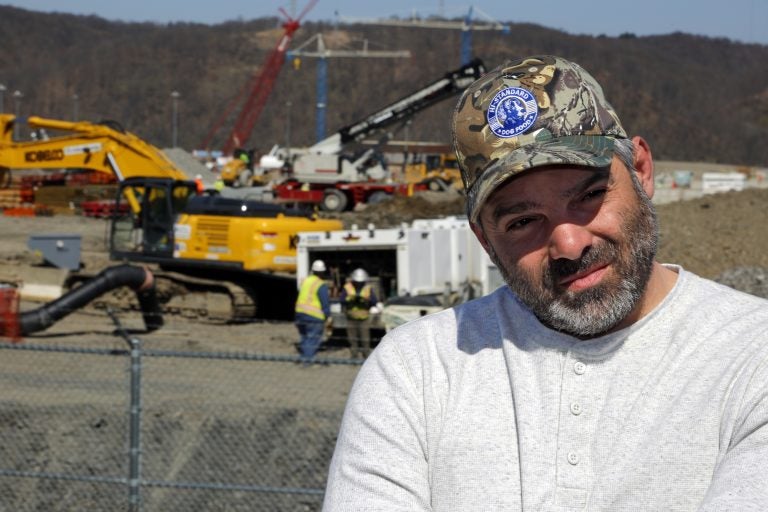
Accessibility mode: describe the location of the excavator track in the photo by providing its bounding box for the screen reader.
[149,270,258,323]
[60,260,299,324]
[66,268,261,323]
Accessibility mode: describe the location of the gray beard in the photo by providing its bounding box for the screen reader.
[488,183,659,338]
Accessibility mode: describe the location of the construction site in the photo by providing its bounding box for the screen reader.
[1,2,768,510]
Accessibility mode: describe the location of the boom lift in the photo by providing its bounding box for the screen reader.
[0,114,343,321]
[272,58,486,211]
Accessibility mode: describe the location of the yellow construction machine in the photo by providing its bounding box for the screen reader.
[402,152,463,191]
[0,114,343,321]
[0,115,187,181]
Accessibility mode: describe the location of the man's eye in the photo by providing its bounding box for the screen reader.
[583,188,607,201]
[507,217,536,231]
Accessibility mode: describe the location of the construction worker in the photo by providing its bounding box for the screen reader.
[340,268,379,358]
[193,174,205,194]
[294,259,331,365]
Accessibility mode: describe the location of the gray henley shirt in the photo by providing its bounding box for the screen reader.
[324,267,768,511]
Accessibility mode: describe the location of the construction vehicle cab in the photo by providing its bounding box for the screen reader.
[110,177,197,260]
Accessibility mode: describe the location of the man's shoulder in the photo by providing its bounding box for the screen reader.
[382,288,511,352]
[682,269,768,313]
[672,270,768,348]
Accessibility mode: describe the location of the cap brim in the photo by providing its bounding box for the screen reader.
[467,135,618,223]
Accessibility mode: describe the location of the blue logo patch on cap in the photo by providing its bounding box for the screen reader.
[486,87,539,138]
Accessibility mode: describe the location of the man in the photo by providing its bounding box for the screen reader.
[323,55,768,510]
[339,268,379,358]
[294,259,331,364]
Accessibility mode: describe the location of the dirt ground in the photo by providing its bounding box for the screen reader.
[3,184,768,510]
[2,185,768,346]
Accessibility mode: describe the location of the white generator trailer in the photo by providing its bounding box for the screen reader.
[296,217,503,340]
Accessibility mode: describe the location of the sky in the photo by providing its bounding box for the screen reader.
[4,0,768,46]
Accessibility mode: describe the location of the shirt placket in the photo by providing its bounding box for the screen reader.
[554,352,601,510]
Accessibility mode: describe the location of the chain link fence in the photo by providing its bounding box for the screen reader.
[0,326,361,511]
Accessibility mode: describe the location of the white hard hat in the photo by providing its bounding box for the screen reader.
[311,260,327,273]
[351,268,369,283]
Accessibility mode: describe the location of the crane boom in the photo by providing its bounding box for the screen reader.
[214,1,316,154]
[307,58,486,156]
[224,20,299,154]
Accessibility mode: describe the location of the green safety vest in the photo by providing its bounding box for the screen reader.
[344,282,372,320]
[295,275,326,320]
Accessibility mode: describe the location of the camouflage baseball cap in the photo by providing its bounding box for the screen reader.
[452,55,627,222]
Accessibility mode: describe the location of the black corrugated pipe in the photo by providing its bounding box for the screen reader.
[19,264,163,335]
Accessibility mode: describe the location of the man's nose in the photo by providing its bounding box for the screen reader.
[548,222,592,261]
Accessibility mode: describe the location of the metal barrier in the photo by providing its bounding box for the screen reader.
[0,314,361,511]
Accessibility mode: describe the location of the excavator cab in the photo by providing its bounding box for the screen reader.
[110,177,197,262]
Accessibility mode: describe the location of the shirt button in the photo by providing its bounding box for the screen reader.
[570,402,583,415]
[574,361,586,375]
[567,452,580,465]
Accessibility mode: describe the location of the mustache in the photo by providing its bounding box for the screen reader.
[546,241,618,285]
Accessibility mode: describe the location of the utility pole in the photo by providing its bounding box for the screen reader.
[12,90,22,118]
[285,100,293,160]
[12,90,23,140]
[72,93,79,121]
[287,33,410,142]
[170,90,181,147]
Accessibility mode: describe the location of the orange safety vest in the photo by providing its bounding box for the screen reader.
[344,282,372,320]
[295,274,326,320]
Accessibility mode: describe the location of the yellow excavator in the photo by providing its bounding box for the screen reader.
[0,114,343,321]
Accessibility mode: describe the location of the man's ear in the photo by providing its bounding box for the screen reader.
[632,136,655,199]
[470,221,491,253]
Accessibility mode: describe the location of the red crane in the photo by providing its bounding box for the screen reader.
[201,1,316,154]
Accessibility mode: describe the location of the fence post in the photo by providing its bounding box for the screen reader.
[128,336,143,511]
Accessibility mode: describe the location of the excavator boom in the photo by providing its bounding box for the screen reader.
[0,114,188,181]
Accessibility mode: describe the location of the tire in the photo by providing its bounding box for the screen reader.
[321,189,348,212]
[367,191,390,204]
[427,178,448,192]
[235,169,253,188]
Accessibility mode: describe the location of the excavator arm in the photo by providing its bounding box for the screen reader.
[0,114,189,181]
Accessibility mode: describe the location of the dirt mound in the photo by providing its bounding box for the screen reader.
[323,190,466,229]
[655,187,768,279]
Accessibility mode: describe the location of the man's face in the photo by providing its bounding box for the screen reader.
[474,158,658,337]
